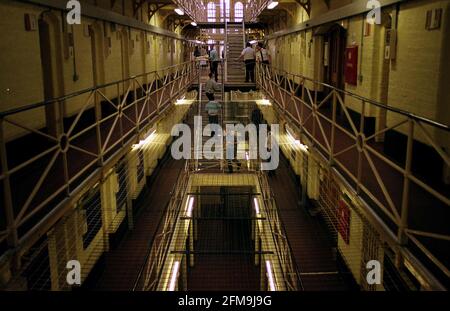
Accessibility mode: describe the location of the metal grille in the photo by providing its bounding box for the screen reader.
[137,149,145,183]
[81,187,102,249]
[116,158,128,213]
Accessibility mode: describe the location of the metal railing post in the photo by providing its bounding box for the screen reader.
[242,20,246,48]
[356,100,366,194]
[330,91,337,166]
[95,90,104,167]
[225,21,228,83]
[399,118,414,245]
[0,118,19,254]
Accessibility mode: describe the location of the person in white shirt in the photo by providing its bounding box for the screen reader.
[256,42,271,65]
[238,42,256,83]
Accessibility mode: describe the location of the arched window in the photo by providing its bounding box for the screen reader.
[207,2,216,33]
[207,2,216,22]
[220,0,230,22]
[234,2,244,22]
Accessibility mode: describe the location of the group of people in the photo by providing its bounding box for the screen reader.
[193,45,222,82]
[199,42,273,174]
[201,41,272,131]
[193,41,271,84]
[238,42,271,83]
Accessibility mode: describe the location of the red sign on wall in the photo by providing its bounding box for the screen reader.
[345,46,358,86]
[338,199,351,244]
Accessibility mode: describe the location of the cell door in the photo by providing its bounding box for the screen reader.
[327,25,347,90]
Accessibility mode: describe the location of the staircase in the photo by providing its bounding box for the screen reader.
[188,79,225,172]
[225,22,246,84]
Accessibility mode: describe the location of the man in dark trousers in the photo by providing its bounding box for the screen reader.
[238,42,256,83]
[209,45,221,82]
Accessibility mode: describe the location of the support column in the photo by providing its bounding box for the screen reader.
[189,223,195,267]
[260,254,267,291]
[0,119,19,266]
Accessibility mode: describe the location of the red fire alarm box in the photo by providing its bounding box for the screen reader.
[345,46,358,86]
[338,199,351,244]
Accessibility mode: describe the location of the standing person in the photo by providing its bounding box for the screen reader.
[238,42,256,83]
[193,46,201,58]
[256,42,271,65]
[205,94,222,136]
[224,129,242,173]
[209,45,220,82]
[205,72,221,100]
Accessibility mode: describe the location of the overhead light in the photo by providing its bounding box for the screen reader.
[191,21,197,26]
[132,129,156,150]
[256,99,272,106]
[253,197,260,214]
[298,141,308,152]
[175,8,184,15]
[186,196,195,217]
[286,126,308,152]
[168,261,180,291]
[267,1,279,9]
[265,260,276,291]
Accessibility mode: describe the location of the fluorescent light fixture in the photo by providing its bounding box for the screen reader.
[298,142,308,152]
[256,99,272,106]
[176,95,193,105]
[253,197,260,214]
[286,127,308,152]
[174,8,184,15]
[168,261,180,291]
[265,260,276,291]
[176,99,193,105]
[191,21,197,26]
[132,129,156,150]
[267,1,279,9]
[186,196,195,217]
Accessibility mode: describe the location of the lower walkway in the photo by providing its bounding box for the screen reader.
[94,153,184,290]
[269,154,351,290]
[187,187,260,291]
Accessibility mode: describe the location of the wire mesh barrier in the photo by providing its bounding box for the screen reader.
[0,61,200,276]
[135,172,302,291]
[4,128,181,290]
[185,101,261,174]
[256,172,303,290]
[256,63,450,288]
[317,168,421,290]
[133,95,302,291]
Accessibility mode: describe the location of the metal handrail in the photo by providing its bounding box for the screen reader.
[257,171,304,291]
[258,63,450,131]
[256,63,450,280]
[0,61,200,257]
[134,161,190,290]
[0,61,197,118]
